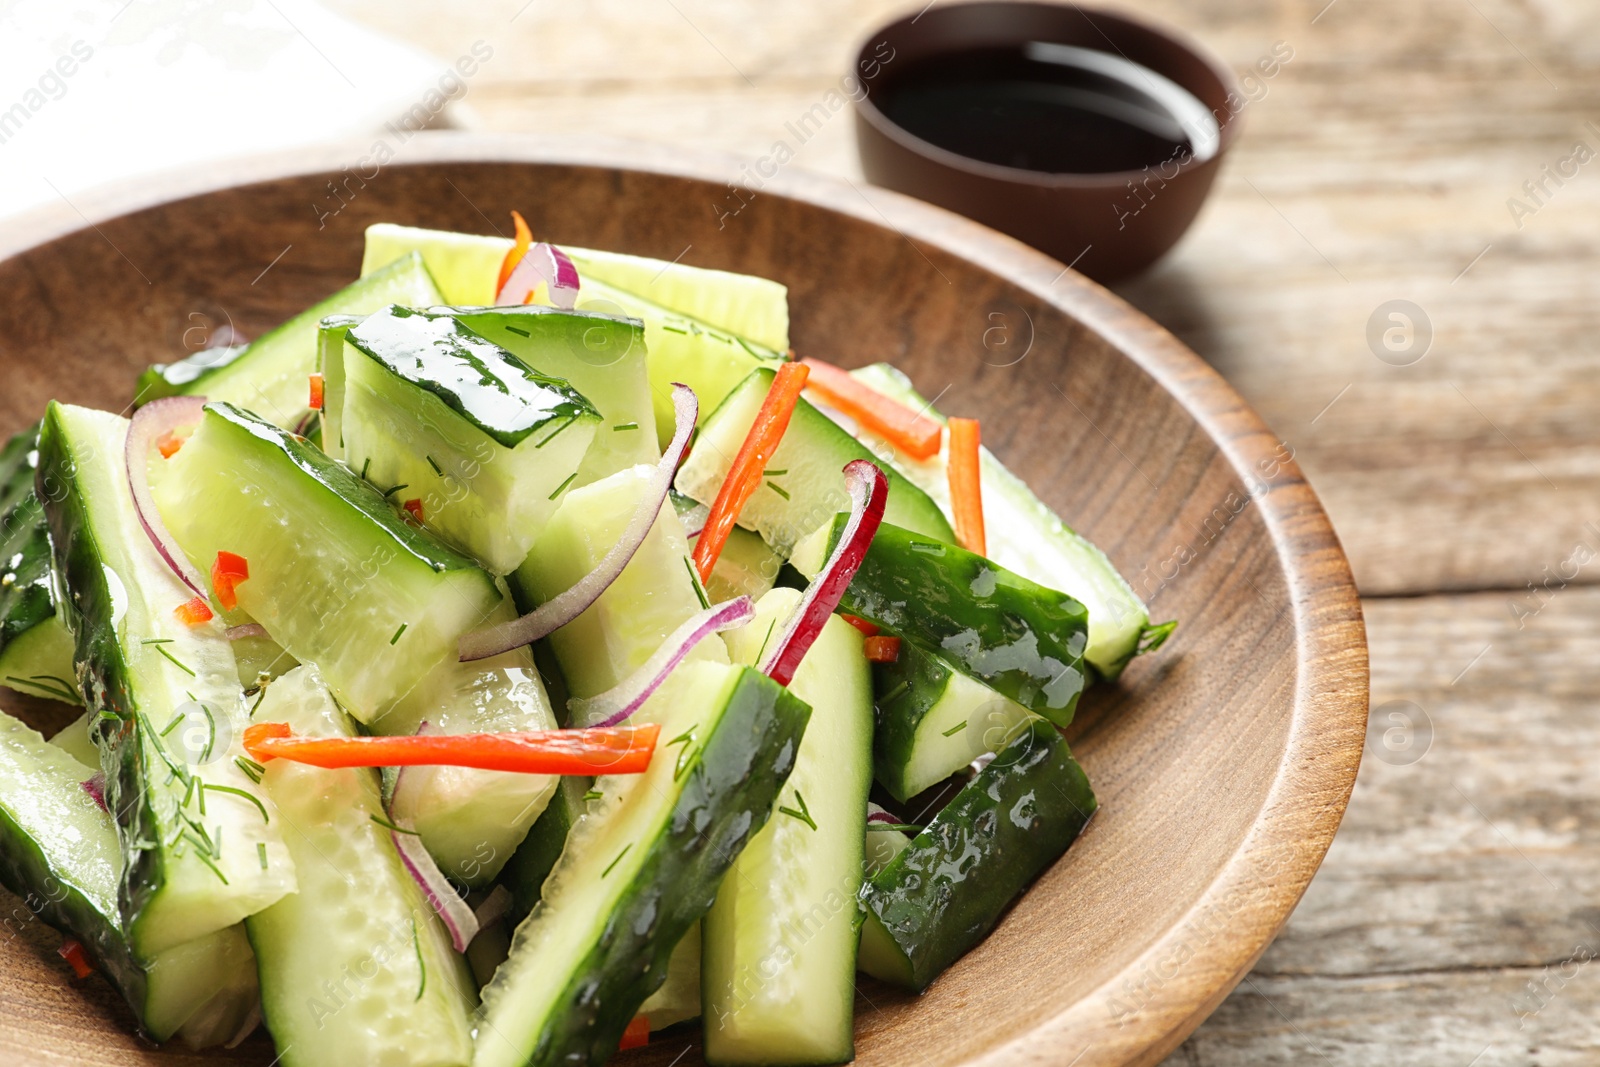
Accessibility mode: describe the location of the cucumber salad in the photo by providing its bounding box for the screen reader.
[0,216,1174,1066]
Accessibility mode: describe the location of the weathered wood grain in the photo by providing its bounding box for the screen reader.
[1168,585,1600,1063]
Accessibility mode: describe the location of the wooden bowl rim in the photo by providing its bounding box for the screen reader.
[0,132,1368,1067]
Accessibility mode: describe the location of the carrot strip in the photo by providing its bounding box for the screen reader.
[947,417,986,557]
[619,1015,651,1050]
[308,373,325,411]
[496,210,533,295]
[800,358,942,460]
[243,721,660,776]
[863,635,901,663]
[692,362,810,583]
[156,432,184,459]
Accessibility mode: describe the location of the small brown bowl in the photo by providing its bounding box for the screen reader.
[853,1,1242,283]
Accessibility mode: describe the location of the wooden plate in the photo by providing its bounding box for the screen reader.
[0,134,1366,1067]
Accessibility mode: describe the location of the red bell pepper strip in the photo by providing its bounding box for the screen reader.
[308,373,325,411]
[800,358,942,460]
[692,361,810,584]
[174,596,214,625]
[619,1015,650,1050]
[863,635,901,663]
[211,551,249,611]
[243,721,661,775]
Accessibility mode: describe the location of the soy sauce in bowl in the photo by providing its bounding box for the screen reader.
[877,41,1219,176]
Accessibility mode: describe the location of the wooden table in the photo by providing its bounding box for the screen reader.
[329,1,1600,1061]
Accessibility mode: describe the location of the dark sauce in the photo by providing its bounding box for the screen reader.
[877,44,1198,174]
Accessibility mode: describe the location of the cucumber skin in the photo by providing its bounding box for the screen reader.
[523,671,811,1067]
[0,712,147,1018]
[862,721,1096,991]
[0,426,56,656]
[825,519,1090,724]
[343,305,600,450]
[871,641,1030,803]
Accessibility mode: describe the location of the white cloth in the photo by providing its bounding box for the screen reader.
[0,0,454,223]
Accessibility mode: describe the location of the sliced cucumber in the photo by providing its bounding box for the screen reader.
[136,253,443,428]
[872,641,1036,802]
[0,423,77,702]
[362,223,789,352]
[49,710,100,767]
[642,925,702,1030]
[332,305,602,573]
[359,224,789,446]
[676,367,955,555]
[847,363,1154,677]
[859,721,1096,991]
[862,804,912,879]
[704,589,872,1066]
[0,706,258,1044]
[375,597,559,886]
[585,275,784,450]
[246,665,476,1067]
[440,305,658,486]
[513,464,725,700]
[39,402,295,958]
[673,492,781,604]
[152,401,502,724]
[796,517,1089,726]
[472,661,811,1067]
[501,773,590,928]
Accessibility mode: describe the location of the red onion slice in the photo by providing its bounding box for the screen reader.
[459,384,699,661]
[225,623,268,641]
[81,774,107,813]
[760,460,888,687]
[547,244,581,309]
[569,596,755,729]
[390,817,479,953]
[126,396,210,599]
[496,242,580,310]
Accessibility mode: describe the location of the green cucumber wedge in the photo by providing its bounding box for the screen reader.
[0,706,258,1045]
[499,775,706,1032]
[858,721,1096,991]
[675,367,947,556]
[152,401,503,724]
[246,665,476,1067]
[359,224,790,446]
[375,598,559,887]
[38,402,295,958]
[330,305,603,573]
[434,305,658,486]
[676,367,955,555]
[472,661,812,1067]
[135,252,444,428]
[362,223,790,353]
[847,363,1162,678]
[513,464,725,700]
[0,423,77,702]
[795,517,1089,725]
[704,588,873,1066]
[500,773,590,928]
[872,641,1036,803]
[673,492,781,605]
